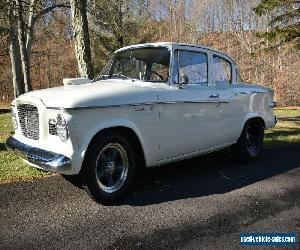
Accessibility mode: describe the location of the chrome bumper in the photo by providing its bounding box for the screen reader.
[6,136,71,173]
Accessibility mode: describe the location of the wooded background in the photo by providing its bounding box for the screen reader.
[0,0,299,106]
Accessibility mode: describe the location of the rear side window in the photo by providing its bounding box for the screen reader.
[173,50,208,85]
[213,56,232,84]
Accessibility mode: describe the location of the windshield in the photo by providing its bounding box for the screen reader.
[96,47,170,82]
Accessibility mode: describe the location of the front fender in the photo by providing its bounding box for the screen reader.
[72,118,148,174]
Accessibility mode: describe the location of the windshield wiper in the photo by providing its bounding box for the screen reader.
[111,73,130,80]
[91,74,109,82]
[92,73,131,82]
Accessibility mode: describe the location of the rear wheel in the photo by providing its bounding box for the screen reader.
[81,133,136,204]
[234,120,264,162]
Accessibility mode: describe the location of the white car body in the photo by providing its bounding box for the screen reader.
[7,43,276,175]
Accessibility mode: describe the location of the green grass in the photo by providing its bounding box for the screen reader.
[0,113,51,183]
[273,108,300,117]
[264,109,300,148]
[0,108,299,183]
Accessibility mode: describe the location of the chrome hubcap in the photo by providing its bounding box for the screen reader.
[106,161,116,174]
[95,143,129,193]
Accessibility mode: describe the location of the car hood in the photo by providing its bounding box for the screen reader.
[18,79,159,109]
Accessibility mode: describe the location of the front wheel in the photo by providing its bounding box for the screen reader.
[234,120,264,162]
[81,133,136,204]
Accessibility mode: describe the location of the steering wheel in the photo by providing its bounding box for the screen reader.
[151,70,164,81]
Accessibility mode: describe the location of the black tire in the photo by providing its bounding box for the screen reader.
[80,132,136,204]
[234,120,264,162]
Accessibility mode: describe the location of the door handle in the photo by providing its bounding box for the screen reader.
[209,94,219,98]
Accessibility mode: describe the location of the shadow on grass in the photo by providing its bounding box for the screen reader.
[265,127,300,146]
[0,143,7,152]
[277,116,300,122]
[266,128,300,138]
[0,108,11,114]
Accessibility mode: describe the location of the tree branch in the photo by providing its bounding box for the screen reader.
[33,2,70,23]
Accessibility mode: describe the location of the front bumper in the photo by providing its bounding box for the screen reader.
[6,136,71,173]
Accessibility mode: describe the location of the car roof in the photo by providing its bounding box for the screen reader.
[115,42,231,59]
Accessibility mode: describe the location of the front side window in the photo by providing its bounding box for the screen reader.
[150,63,169,82]
[213,56,232,84]
[97,47,170,82]
[173,50,208,85]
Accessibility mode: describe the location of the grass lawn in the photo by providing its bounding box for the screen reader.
[0,108,299,183]
[264,108,300,147]
[0,113,51,183]
[273,108,300,117]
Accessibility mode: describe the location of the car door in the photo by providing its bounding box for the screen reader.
[212,54,242,144]
[155,49,219,161]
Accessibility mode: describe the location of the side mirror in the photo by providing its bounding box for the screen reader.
[179,74,189,88]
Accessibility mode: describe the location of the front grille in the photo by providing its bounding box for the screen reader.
[17,104,39,140]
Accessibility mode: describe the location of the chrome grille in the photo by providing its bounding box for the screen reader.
[17,104,39,140]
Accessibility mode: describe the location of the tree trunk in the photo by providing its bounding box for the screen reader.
[117,2,124,48]
[8,0,24,98]
[26,0,37,62]
[70,0,94,79]
[16,0,32,92]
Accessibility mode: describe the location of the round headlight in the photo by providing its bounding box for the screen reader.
[56,114,69,142]
[11,108,18,130]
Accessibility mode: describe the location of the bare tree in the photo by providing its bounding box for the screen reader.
[26,0,70,62]
[26,0,37,61]
[7,0,23,97]
[70,0,94,79]
[16,0,32,92]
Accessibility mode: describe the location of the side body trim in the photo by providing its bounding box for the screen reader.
[46,100,229,111]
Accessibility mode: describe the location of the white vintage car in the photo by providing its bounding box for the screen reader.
[7,42,276,203]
